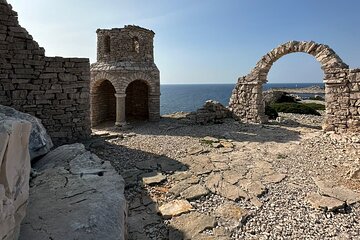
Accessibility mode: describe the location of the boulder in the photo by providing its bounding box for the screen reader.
[0,105,53,160]
[263,90,296,105]
[0,118,32,240]
[20,144,127,240]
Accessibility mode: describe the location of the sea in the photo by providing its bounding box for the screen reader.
[160,83,324,115]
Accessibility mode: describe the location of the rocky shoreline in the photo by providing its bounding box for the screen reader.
[90,112,360,240]
[269,85,325,94]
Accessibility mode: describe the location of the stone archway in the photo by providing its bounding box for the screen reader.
[125,80,149,121]
[91,79,116,126]
[229,41,354,132]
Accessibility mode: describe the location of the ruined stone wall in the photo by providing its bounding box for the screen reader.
[96,26,154,63]
[229,41,360,132]
[347,69,360,131]
[0,0,91,145]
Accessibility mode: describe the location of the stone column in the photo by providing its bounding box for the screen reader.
[115,93,126,126]
[148,94,161,121]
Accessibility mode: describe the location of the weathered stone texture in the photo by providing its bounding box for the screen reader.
[229,41,360,132]
[91,26,160,126]
[0,118,31,240]
[187,100,231,124]
[0,105,53,160]
[0,0,91,145]
[20,144,127,240]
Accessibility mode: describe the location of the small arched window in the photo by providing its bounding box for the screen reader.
[133,37,140,53]
[104,35,110,54]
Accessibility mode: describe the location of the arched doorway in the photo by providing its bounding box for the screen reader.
[229,41,350,131]
[91,80,116,126]
[125,80,149,121]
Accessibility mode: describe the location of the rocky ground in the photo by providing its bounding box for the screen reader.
[89,112,360,240]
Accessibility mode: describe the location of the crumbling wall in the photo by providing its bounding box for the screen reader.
[347,69,360,131]
[0,0,91,145]
[229,41,360,132]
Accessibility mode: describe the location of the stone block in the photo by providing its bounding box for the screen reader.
[0,118,31,240]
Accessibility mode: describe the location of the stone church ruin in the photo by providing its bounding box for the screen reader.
[229,41,360,132]
[90,26,160,126]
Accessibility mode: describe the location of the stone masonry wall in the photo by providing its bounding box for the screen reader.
[229,41,360,132]
[91,26,160,126]
[96,26,154,63]
[0,0,91,145]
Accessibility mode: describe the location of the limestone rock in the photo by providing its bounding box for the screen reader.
[142,172,167,185]
[170,171,192,182]
[204,172,222,193]
[170,212,216,239]
[215,203,249,227]
[218,181,249,201]
[180,184,209,200]
[314,178,360,204]
[0,105,53,160]
[222,170,243,185]
[187,146,204,155]
[0,119,32,240]
[262,173,287,184]
[169,176,199,196]
[219,141,234,149]
[307,192,345,211]
[159,200,193,218]
[33,143,86,172]
[190,156,215,175]
[239,179,267,197]
[20,144,127,240]
[205,173,248,201]
[202,136,219,143]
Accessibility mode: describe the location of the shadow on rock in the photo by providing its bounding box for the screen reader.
[86,137,189,240]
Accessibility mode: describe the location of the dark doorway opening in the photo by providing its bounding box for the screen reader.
[92,80,116,126]
[125,80,149,121]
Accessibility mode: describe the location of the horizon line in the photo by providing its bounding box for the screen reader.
[160,82,324,85]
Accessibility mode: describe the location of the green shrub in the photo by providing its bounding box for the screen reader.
[302,103,325,111]
[270,102,321,116]
[265,105,278,119]
[277,95,297,103]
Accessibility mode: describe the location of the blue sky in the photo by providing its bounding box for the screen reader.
[8,0,360,84]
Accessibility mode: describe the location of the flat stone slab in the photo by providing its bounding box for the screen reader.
[187,146,204,155]
[307,192,345,211]
[142,172,167,185]
[170,212,216,239]
[169,176,200,196]
[20,144,127,240]
[205,173,248,201]
[239,179,267,197]
[222,170,243,184]
[180,184,209,200]
[262,173,287,184]
[314,178,360,204]
[159,200,193,218]
[215,203,249,227]
[218,181,249,201]
[170,171,193,181]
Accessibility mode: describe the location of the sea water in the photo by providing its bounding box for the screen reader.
[160,83,324,115]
